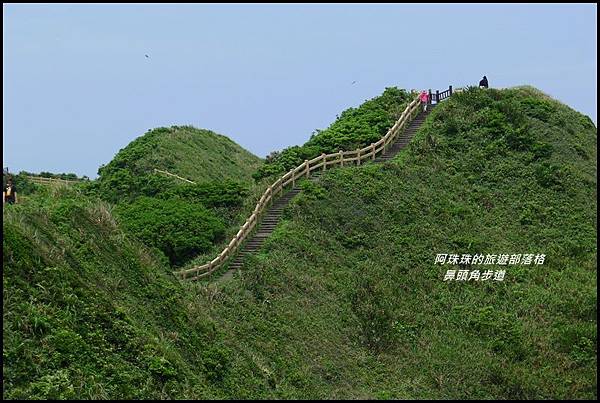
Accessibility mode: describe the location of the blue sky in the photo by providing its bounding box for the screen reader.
[3,3,597,178]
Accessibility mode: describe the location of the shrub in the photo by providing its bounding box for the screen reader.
[201,345,231,383]
[115,197,225,266]
[351,275,396,353]
[160,180,249,208]
[12,172,39,195]
[534,162,567,190]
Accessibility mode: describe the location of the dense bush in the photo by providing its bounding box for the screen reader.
[15,170,89,181]
[253,87,412,181]
[37,171,85,180]
[95,168,177,204]
[159,180,249,208]
[115,196,226,266]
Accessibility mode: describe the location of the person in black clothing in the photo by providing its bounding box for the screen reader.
[479,75,489,88]
[3,177,18,205]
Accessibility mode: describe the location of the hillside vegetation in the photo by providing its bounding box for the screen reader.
[3,186,232,399]
[81,126,264,267]
[94,125,263,204]
[3,86,596,399]
[254,87,413,180]
[202,86,597,399]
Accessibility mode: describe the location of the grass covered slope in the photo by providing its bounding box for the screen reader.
[2,187,233,399]
[208,86,596,399]
[96,125,263,203]
[3,86,596,400]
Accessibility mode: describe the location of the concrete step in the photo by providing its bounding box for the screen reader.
[245,239,266,244]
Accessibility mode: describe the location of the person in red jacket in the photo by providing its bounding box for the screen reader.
[419,90,430,112]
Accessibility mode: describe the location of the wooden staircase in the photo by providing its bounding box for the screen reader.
[225,187,301,272]
[374,104,436,163]
[217,105,436,281]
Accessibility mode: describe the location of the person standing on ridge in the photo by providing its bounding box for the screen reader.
[479,75,489,88]
[420,90,430,112]
[3,177,18,205]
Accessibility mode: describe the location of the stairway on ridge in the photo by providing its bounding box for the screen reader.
[217,105,435,282]
[373,104,436,163]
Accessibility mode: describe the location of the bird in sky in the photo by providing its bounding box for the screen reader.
[145,54,149,58]
[351,81,357,85]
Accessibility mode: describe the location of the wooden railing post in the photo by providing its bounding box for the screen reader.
[371,143,375,160]
[436,90,440,104]
[322,153,326,171]
[449,85,452,96]
[305,160,309,178]
[339,150,343,167]
[356,148,361,165]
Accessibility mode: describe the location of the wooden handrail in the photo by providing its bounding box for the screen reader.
[154,168,195,184]
[25,176,81,184]
[173,90,447,281]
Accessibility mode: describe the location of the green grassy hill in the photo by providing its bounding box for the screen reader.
[219,86,596,398]
[84,126,265,267]
[95,125,263,203]
[3,86,596,399]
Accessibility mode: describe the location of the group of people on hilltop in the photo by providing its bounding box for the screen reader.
[418,75,489,112]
